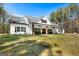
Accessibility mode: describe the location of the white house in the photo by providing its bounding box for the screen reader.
[9,16,64,35]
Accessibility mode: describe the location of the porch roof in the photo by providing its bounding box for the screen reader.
[33,22,60,29]
[33,22,59,26]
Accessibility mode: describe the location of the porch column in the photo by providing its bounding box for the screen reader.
[52,29,53,34]
[40,28,42,34]
[32,22,35,35]
[46,26,48,34]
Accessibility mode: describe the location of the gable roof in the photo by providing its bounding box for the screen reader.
[26,16,40,24]
[8,15,60,27]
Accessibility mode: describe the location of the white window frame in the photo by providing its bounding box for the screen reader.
[15,26,26,32]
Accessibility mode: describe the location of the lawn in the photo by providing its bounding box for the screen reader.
[0,34,79,56]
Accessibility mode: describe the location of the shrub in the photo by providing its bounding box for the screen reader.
[0,35,19,42]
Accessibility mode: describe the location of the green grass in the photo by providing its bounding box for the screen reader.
[0,34,79,56]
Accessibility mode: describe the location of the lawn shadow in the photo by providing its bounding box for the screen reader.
[0,40,53,56]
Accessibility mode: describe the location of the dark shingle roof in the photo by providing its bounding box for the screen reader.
[8,15,59,26]
[9,16,27,24]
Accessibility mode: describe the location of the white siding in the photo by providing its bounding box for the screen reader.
[10,23,32,34]
[26,24,32,34]
[24,17,29,24]
[42,16,51,24]
[38,16,52,24]
[10,24,15,34]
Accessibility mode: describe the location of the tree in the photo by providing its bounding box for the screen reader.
[0,3,9,34]
[49,3,79,33]
[67,4,78,32]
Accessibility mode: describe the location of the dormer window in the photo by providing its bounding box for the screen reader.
[41,19,47,23]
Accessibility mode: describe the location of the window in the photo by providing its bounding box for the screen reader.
[21,27,24,32]
[15,26,26,32]
[17,27,20,32]
[21,27,26,32]
[15,27,20,32]
[24,27,26,32]
[41,20,47,23]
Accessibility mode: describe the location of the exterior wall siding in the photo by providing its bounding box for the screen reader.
[10,23,32,34]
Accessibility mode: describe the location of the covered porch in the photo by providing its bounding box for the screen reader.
[32,23,59,34]
[33,28,53,34]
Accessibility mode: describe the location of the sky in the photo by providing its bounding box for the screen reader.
[4,3,69,17]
